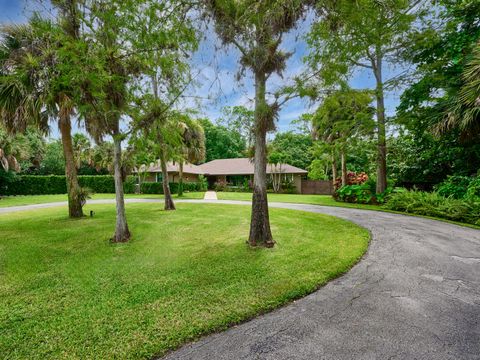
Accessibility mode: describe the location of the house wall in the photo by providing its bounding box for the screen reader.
[293,174,303,193]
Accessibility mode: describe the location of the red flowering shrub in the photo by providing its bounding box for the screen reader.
[334,172,369,190]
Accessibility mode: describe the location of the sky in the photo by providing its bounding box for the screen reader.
[0,0,404,137]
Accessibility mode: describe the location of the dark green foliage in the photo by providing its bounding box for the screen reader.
[199,119,246,162]
[336,184,373,204]
[466,177,480,201]
[270,132,313,170]
[1,175,136,195]
[434,175,480,202]
[140,181,203,194]
[335,177,395,204]
[399,0,480,119]
[387,131,480,188]
[37,141,65,175]
[435,175,472,199]
[384,190,480,225]
[0,168,16,195]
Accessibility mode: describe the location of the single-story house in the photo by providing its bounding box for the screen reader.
[137,157,308,193]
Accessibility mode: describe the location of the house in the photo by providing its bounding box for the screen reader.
[138,157,308,193]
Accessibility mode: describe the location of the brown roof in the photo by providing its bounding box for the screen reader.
[199,158,307,175]
[142,161,204,174]
[138,158,307,175]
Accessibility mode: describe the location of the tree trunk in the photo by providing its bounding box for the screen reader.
[160,146,175,211]
[178,161,184,197]
[59,113,83,218]
[374,55,387,194]
[341,149,347,187]
[111,134,130,242]
[248,72,274,248]
[331,150,337,190]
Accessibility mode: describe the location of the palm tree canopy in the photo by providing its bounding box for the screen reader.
[442,42,480,139]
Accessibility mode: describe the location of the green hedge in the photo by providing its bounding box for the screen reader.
[140,181,204,194]
[1,175,136,195]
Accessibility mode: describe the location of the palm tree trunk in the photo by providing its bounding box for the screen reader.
[111,134,130,242]
[178,161,184,197]
[341,149,347,187]
[331,150,337,189]
[374,54,387,194]
[248,71,274,248]
[160,147,175,210]
[59,113,83,218]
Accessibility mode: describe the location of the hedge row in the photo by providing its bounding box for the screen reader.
[140,181,205,194]
[0,175,136,195]
[0,175,206,196]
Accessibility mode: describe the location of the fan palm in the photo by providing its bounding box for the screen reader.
[0,127,30,172]
[72,133,92,170]
[441,42,480,139]
[175,116,205,196]
[312,88,374,187]
[0,15,86,218]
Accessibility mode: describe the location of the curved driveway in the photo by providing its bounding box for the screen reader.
[1,199,480,359]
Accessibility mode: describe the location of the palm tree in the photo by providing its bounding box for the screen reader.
[0,127,31,172]
[72,133,92,170]
[176,116,205,196]
[203,0,310,247]
[440,42,480,139]
[312,88,374,188]
[0,14,86,218]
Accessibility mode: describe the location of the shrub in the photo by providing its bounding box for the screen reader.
[281,179,297,194]
[140,181,204,194]
[243,178,252,192]
[334,171,369,190]
[466,177,480,201]
[336,184,373,204]
[140,182,164,194]
[384,190,480,225]
[435,176,472,199]
[79,187,93,206]
[198,175,208,191]
[1,175,136,195]
[214,179,228,192]
[335,183,398,204]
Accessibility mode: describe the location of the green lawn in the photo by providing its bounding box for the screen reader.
[217,192,382,210]
[0,203,369,359]
[0,192,205,208]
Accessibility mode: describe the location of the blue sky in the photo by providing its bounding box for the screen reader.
[1,1,402,137]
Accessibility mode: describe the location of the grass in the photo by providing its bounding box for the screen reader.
[0,203,369,359]
[217,192,382,210]
[0,192,205,208]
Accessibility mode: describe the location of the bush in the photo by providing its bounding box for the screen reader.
[1,175,136,195]
[0,169,17,195]
[140,182,164,194]
[334,171,369,191]
[336,184,373,204]
[214,179,228,192]
[335,183,398,204]
[435,176,472,199]
[466,177,480,201]
[198,175,208,191]
[140,181,204,194]
[281,179,297,194]
[384,190,480,225]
